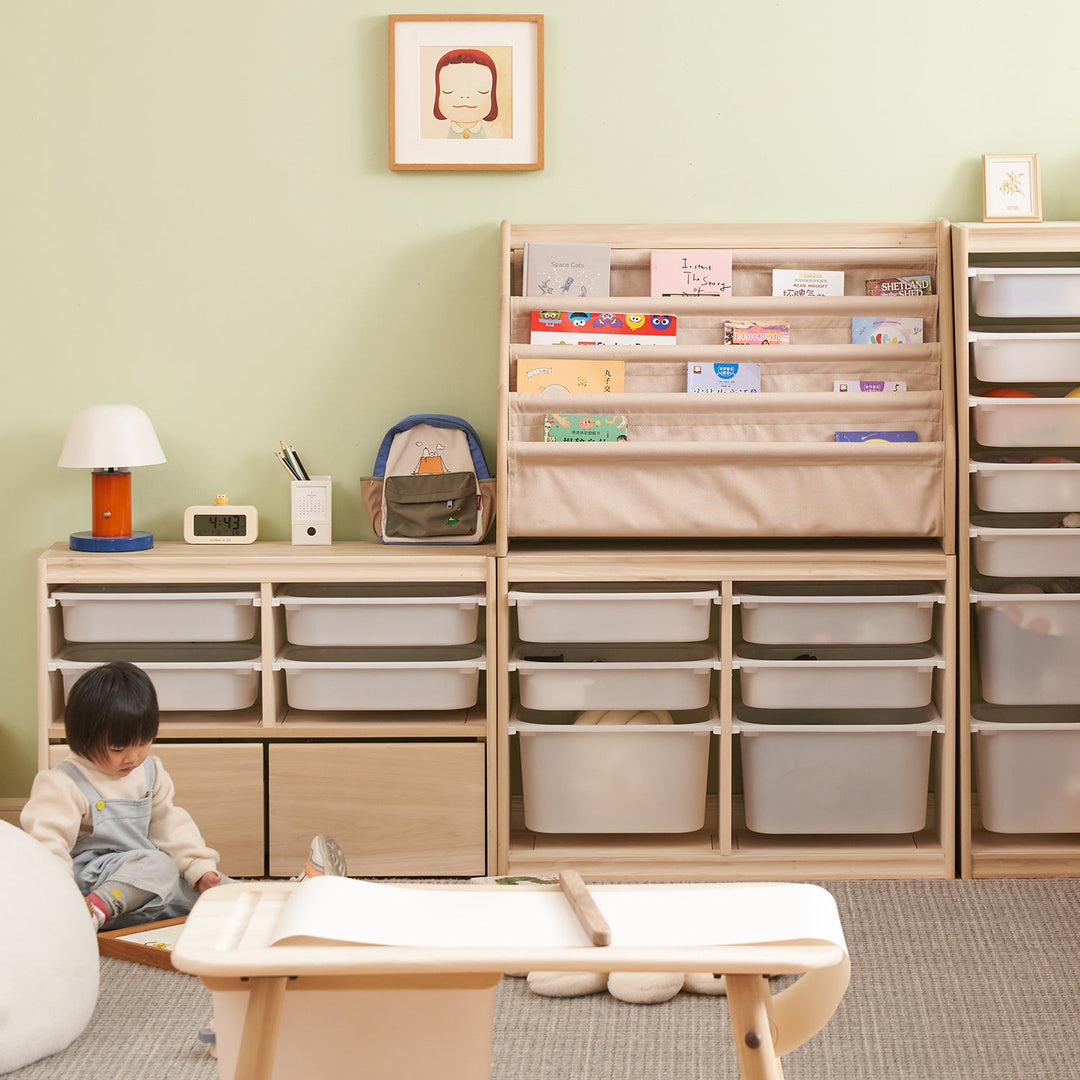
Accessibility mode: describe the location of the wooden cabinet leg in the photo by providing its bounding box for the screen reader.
[725,973,783,1080]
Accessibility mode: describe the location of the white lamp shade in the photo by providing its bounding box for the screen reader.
[57,404,166,469]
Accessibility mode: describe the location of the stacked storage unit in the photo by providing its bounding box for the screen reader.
[954,223,1080,877]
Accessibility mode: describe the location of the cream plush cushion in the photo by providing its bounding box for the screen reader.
[0,821,99,1074]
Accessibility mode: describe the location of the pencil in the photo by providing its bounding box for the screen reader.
[558,869,611,946]
[289,446,311,481]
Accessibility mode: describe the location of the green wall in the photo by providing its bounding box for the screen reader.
[2,0,1078,795]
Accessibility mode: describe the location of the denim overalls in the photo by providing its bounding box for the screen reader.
[57,757,201,928]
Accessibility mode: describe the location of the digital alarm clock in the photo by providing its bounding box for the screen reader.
[183,505,258,544]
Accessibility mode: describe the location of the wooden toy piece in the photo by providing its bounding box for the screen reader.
[557,869,611,946]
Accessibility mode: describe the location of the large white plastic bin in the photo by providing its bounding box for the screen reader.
[509,707,714,833]
[970,266,1080,318]
[970,332,1080,383]
[971,705,1080,833]
[509,583,718,643]
[735,582,941,645]
[510,644,718,711]
[277,644,484,711]
[276,583,485,646]
[734,706,941,834]
[734,644,942,710]
[969,394,1080,448]
[51,643,261,711]
[970,458,1080,513]
[970,514,1080,577]
[972,581,1080,704]
[50,584,260,642]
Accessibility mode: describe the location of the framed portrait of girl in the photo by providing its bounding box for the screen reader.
[390,14,544,171]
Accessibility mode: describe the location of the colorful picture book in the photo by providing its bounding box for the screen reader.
[865,275,932,296]
[835,430,919,442]
[544,413,628,442]
[771,269,845,297]
[833,380,907,392]
[529,311,677,346]
[516,358,625,395]
[523,242,611,299]
[724,319,790,345]
[686,362,761,394]
[851,317,924,344]
[650,249,733,297]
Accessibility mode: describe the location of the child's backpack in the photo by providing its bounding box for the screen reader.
[360,414,496,544]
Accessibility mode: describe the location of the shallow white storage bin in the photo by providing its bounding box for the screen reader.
[509,583,718,643]
[734,706,941,834]
[970,332,1080,383]
[734,644,942,710]
[275,583,485,646]
[969,394,1080,448]
[509,707,714,833]
[970,266,1080,318]
[277,644,484,711]
[510,644,718,711]
[971,705,1080,833]
[970,458,1080,513]
[735,582,941,645]
[50,584,260,643]
[972,581,1080,704]
[52,643,261,711]
[970,514,1080,577]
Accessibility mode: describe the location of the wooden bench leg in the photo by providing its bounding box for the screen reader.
[725,974,783,1080]
[235,976,288,1080]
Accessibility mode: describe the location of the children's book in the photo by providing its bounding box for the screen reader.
[529,311,677,346]
[523,242,611,298]
[686,362,761,394]
[865,275,932,296]
[650,249,733,297]
[724,319,790,345]
[833,380,907,392]
[851,317,923,345]
[516,358,625,394]
[835,430,919,442]
[544,413,628,442]
[771,269,844,297]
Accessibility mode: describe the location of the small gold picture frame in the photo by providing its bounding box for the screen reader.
[982,154,1042,222]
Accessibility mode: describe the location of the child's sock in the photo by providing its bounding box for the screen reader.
[86,894,109,930]
[86,881,156,925]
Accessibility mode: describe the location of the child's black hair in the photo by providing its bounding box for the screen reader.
[64,661,159,763]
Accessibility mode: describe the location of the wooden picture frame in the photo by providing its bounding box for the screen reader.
[97,916,187,971]
[389,14,544,171]
[982,153,1042,222]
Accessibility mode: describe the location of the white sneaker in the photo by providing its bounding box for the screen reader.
[296,834,348,880]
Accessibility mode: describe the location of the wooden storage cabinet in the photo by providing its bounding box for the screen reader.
[497,545,957,881]
[953,222,1080,878]
[37,542,498,878]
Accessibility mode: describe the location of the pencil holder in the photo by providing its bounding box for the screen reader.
[291,476,332,545]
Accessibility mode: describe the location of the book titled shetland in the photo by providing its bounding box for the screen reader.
[523,242,611,299]
[650,249,733,297]
[529,311,677,346]
[516,358,625,394]
[771,269,844,297]
[865,275,932,296]
[544,413,628,442]
[686,362,761,394]
[724,319,790,345]
[851,317,924,345]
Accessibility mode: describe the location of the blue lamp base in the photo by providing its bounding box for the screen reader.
[69,531,154,552]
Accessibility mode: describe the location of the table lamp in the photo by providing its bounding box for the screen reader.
[58,404,166,551]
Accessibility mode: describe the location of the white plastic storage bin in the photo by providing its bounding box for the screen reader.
[509,707,714,833]
[734,706,941,834]
[972,580,1080,704]
[735,582,941,645]
[51,643,261,711]
[970,514,1080,577]
[969,394,1080,448]
[970,458,1080,513]
[510,644,718,711]
[970,332,1080,383]
[971,705,1080,833]
[970,266,1080,318]
[50,585,260,643]
[509,583,718,643]
[734,644,942,710]
[277,644,484,711]
[276,583,485,647]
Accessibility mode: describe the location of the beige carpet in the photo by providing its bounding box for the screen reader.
[5,878,1080,1079]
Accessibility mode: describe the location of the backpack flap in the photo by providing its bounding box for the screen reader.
[384,472,478,539]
